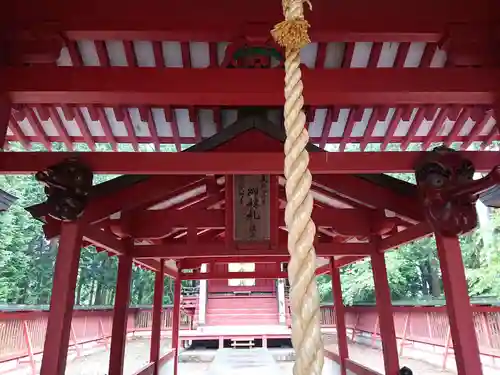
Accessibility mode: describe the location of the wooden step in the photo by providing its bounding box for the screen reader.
[205,296,280,325]
[231,339,255,348]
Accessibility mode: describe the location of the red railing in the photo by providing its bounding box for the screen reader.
[324,346,382,375]
[319,304,500,370]
[0,306,191,372]
[344,359,383,375]
[1,305,498,373]
[131,350,175,375]
[133,307,193,331]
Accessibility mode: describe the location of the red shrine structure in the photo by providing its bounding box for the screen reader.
[1,0,500,375]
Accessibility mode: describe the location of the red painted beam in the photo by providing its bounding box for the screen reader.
[378,222,432,251]
[1,151,498,175]
[82,226,125,255]
[180,256,289,269]
[37,176,205,227]
[182,270,288,280]
[314,175,423,222]
[131,242,373,259]
[83,176,204,225]
[134,259,165,274]
[84,227,168,275]
[130,258,178,278]
[315,264,330,276]
[126,207,372,238]
[44,220,170,274]
[1,67,497,106]
[2,0,494,42]
[335,255,366,268]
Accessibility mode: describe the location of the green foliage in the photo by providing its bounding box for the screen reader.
[0,173,47,303]
[316,210,500,306]
[466,212,500,297]
[0,171,175,306]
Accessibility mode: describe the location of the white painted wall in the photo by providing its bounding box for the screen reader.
[198,264,208,325]
[277,278,286,324]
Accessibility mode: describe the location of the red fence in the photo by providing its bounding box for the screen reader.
[0,306,191,372]
[1,305,499,372]
[320,304,500,369]
[133,308,193,331]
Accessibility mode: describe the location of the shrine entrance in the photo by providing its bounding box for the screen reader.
[228,263,256,287]
[1,1,500,374]
[9,110,494,375]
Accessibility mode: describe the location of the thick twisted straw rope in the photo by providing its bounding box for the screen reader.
[271,1,324,375]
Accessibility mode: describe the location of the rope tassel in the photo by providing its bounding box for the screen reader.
[272,1,324,375]
[271,19,311,49]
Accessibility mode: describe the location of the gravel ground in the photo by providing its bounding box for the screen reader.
[65,336,170,375]
[324,334,498,375]
[6,335,496,375]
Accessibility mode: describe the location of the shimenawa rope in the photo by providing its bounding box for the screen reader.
[271,1,324,375]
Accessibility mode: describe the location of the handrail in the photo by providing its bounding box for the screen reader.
[130,350,175,375]
[345,359,383,375]
[130,362,155,375]
[324,348,383,375]
[158,350,175,366]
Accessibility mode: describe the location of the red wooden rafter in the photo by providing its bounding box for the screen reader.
[47,106,73,151]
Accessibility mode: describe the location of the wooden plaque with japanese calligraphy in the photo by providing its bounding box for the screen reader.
[233,175,270,242]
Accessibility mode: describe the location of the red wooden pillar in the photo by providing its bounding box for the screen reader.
[108,253,133,375]
[150,260,165,374]
[40,221,83,375]
[171,274,182,375]
[435,234,483,375]
[330,258,349,375]
[0,98,9,150]
[370,245,400,375]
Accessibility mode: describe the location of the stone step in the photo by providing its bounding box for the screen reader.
[179,348,295,363]
[207,349,286,375]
